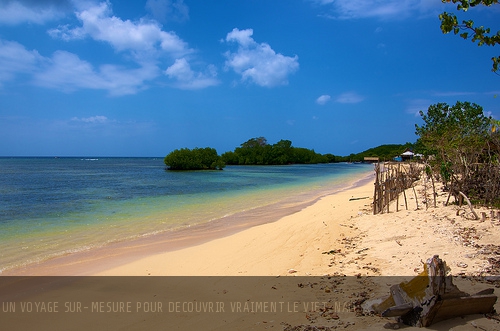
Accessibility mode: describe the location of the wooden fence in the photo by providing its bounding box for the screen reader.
[373,162,422,214]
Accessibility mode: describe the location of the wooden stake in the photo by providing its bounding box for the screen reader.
[413,185,419,210]
[459,191,479,220]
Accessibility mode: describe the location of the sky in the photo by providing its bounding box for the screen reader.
[0,0,499,157]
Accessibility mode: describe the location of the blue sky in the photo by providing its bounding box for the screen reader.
[0,0,498,157]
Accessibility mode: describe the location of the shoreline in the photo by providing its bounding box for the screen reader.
[94,172,376,276]
[3,171,374,276]
[2,168,499,329]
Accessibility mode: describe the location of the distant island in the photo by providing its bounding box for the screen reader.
[164,137,414,170]
[220,137,334,165]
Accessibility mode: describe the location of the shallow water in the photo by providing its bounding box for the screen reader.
[0,157,372,273]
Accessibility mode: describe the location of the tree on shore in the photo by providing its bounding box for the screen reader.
[415,101,500,206]
[164,147,225,170]
[439,0,500,74]
[221,137,329,165]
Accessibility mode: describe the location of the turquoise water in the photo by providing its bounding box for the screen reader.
[0,157,372,273]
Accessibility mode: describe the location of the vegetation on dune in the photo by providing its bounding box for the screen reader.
[415,101,500,207]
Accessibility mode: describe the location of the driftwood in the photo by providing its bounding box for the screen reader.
[371,255,497,327]
[349,196,370,201]
[459,191,479,220]
[423,163,437,209]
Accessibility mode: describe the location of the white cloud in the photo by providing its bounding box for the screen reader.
[0,0,68,25]
[165,58,219,89]
[224,28,299,87]
[49,1,191,57]
[335,92,364,104]
[33,50,159,96]
[48,24,86,41]
[71,115,109,123]
[316,94,331,105]
[0,37,162,95]
[314,0,446,20]
[226,28,255,47]
[0,39,41,85]
[1,2,217,94]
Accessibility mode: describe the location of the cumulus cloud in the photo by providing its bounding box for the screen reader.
[335,92,364,104]
[0,0,70,25]
[224,28,299,87]
[0,39,41,85]
[316,94,331,105]
[165,58,219,89]
[0,37,162,95]
[41,1,215,93]
[49,1,191,57]
[1,1,217,94]
[314,0,445,20]
[226,28,255,47]
[33,50,159,96]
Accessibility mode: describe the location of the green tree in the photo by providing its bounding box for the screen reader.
[271,139,293,164]
[231,137,269,165]
[415,101,491,162]
[415,101,500,205]
[240,137,268,148]
[324,153,336,163]
[439,0,500,73]
[221,137,330,165]
[164,147,225,170]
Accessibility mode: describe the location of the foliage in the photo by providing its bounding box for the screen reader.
[416,101,491,160]
[439,0,500,73]
[164,147,225,170]
[415,101,500,205]
[221,137,330,165]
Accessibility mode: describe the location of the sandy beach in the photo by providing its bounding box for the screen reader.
[94,171,500,279]
[2,170,500,330]
[93,175,375,277]
[93,168,500,330]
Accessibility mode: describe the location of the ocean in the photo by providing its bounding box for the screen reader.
[0,157,373,273]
